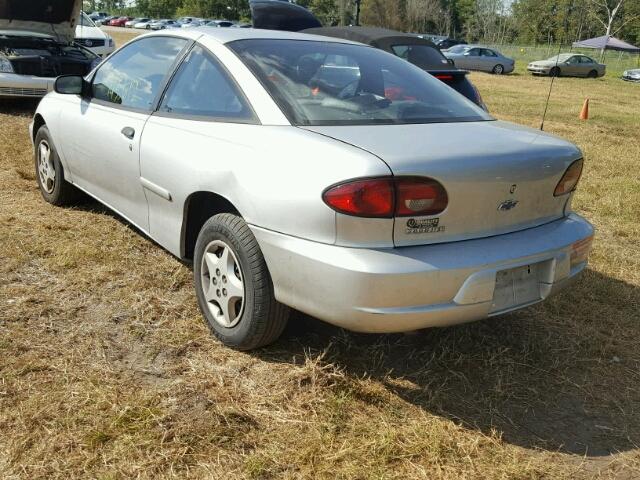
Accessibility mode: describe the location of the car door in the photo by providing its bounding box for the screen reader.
[563,55,581,76]
[580,55,596,76]
[481,48,506,72]
[58,36,190,231]
[139,44,259,254]
[461,48,482,70]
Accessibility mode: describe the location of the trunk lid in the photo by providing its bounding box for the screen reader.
[0,0,81,43]
[303,121,582,247]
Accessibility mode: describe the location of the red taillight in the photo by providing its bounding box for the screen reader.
[434,74,454,81]
[323,177,447,218]
[322,178,394,217]
[554,159,583,196]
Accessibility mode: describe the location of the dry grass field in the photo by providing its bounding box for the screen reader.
[1,28,639,479]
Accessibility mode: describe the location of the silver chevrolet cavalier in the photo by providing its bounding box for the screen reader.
[31,26,594,350]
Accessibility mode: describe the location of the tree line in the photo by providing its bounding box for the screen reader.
[85,0,640,46]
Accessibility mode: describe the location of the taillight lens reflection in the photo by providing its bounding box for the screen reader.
[554,159,583,196]
[395,178,448,216]
[570,235,593,267]
[323,177,447,218]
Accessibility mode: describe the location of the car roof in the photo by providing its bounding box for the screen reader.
[144,26,364,46]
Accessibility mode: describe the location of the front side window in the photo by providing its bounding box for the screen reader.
[229,39,490,126]
[92,36,187,110]
[159,45,254,121]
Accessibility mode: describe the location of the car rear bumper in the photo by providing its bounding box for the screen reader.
[251,214,594,333]
[0,73,53,97]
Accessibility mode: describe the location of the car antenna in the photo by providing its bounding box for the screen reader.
[541,4,572,131]
[539,43,562,131]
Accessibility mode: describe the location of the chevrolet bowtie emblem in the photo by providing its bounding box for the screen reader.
[498,199,519,211]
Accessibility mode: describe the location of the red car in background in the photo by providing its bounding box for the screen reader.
[109,16,132,27]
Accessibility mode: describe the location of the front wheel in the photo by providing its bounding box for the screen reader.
[549,66,560,77]
[193,213,290,350]
[492,64,504,75]
[34,126,81,206]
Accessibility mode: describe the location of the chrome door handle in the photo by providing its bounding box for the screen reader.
[121,126,135,140]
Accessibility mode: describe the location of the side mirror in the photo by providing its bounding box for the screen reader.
[54,75,85,95]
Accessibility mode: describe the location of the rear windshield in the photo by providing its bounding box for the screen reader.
[391,44,450,69]
[229,39,491,126]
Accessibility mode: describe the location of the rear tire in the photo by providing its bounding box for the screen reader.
[193,213,290,350]
[492,64,504,75]
[549,66,560,77]
[34,125,81,206]
[587,69,598,78]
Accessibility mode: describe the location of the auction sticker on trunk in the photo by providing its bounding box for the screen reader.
[406,218,446,234]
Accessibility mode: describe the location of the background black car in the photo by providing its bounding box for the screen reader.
[303,27,485,109]
[436,38,467,50]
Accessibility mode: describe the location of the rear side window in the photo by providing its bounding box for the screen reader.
[159,45,254,121]
[92,36,188,111]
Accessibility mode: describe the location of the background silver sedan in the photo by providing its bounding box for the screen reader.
[31,28,592,349]
[443,45,515,74]
[528,54,606,78]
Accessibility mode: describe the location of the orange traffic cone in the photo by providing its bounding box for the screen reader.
[579,98,589,120]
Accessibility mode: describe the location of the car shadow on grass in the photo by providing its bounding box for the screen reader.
[259,269,640,457]
[0,98,40,116]
[66,192,639,457]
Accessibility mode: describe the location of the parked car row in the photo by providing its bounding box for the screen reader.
[90,13,242,30]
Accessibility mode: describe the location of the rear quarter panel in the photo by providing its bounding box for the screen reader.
[139,120,391,257]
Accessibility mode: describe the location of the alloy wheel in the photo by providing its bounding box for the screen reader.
[37,140,56,194]
[200,240,245,328]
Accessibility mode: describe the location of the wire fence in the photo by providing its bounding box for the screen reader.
[482,43,640,73]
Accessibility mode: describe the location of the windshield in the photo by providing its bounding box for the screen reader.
[447,45,468,54]
[545,54,572,62]
[229,39,491,126]
[79,12,97,27]
[390,44,450,69]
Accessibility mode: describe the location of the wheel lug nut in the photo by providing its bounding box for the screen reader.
[216,269,220,277]
[222,276,227,284]
[223,288,227,296]
[213,278,217,285]
[216,289,221,297]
